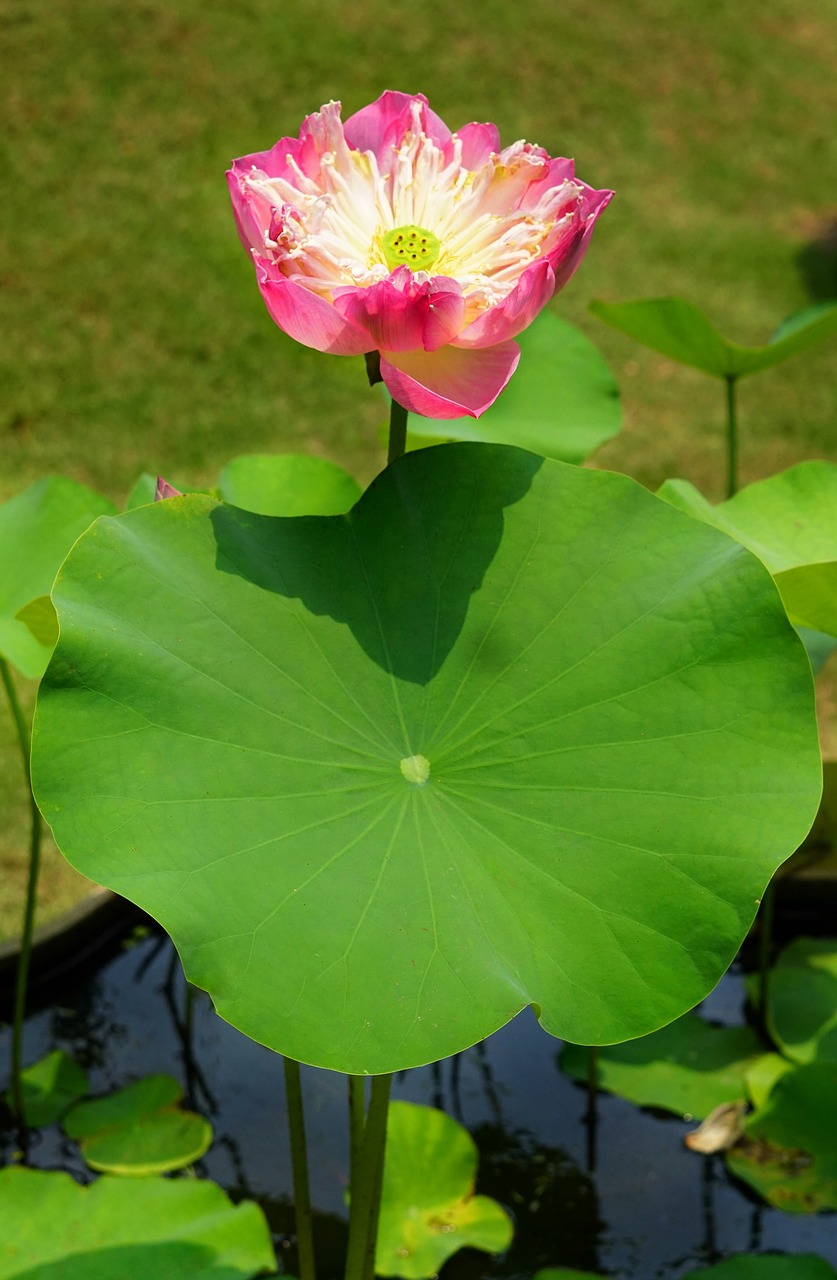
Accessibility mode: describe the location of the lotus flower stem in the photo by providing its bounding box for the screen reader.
[756,877,776,1028]
[283,1056,317,1280]
[348,1075,365,1183]
[724,375,739,498]
[0,656,42,1138]
[345,1072,392,1280]
[387,400,409,465]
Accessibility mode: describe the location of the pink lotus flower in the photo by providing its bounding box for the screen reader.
[228,91,612,419]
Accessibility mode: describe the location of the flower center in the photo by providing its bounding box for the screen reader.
[382,225,441,273]
[400,754,430,786]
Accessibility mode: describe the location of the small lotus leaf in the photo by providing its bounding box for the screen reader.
[726,1062,837,1213]
[766,938,837,1064]
[63,1074,213,1175]
[123,473,159,510]
[591,297,837,379]
[0,1166,275,1279]
[406,311,621,462]
[376,1102,512,1279]
[14,596,59,651]
[534,1271,603,1280]
[32,445,821,1072]
[5,1050,88,1128]
[0,476,114,678]
[660,463,837,637]
[744,1054,795,1109]
[218,454,362,517]
[685,1256,837,1279]
[562,1015,764,1119]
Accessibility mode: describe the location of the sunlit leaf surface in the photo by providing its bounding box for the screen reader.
[33,445,821,1072]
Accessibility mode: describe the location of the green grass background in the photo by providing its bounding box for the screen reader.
[1,0,836,932]
[2,0,835,507]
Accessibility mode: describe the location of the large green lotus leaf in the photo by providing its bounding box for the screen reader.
[63,1074,213,1175]
[376,1102,512,1278]
[32,444,821,1072]
[685,1257,837,1280]
[0,477,115,678]
[405,312,621,463]
[0,1167,275,1279]
[660,463,837,637]
[561,1014,764,1119]
[726,1062,837,1213]
[218,454,362,517]
[4,1050,88,1128]
[590,297,837,379]
[766,938,837,1065]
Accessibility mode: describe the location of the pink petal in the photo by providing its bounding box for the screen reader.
[454,258,556,349]
[452,122,501,169]
[422,285,467,351]
[256,263,372,356]
[154,477,183,501]
[380,342,520,419]
[343,91,451,166]
[332,278,429,352]
[333,273,466,352]
[547,184,614,291]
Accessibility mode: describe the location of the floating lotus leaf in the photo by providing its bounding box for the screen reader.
[218,454,361,517]
[376,1102,511,1278]
[562,1015,764,1119]
[0,476,114,677]
[32,445,821,1073]
[63,1074,213,1176]
[591,297,837,379]
[534,1270,602,1280]
[5,1050,88,1128]
[0,1167,275,1279]
[726,1062,837,1213]
[405,311,621,462]
[686,1256,837,1280]
[765,938,837,1065]
[660,462,837,637]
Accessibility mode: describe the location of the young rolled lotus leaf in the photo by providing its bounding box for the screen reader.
[218,454,362,517]
[659,462,837,638]
[590,297,837,379]
[0,1166,275,1280]
[376,1101,512,1278]
[765,938,837,1065]
[62,1074,213,1176]
[561,1015,765,1120]
[684,1256,837,1280]
[32,444,821,1073]
[4,1049,88,1128]
[0,476,115,678]
[404,311,622,463]
[726,1061,837,1213]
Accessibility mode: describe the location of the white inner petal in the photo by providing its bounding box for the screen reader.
[244,110,582,310]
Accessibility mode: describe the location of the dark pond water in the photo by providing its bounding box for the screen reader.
[2,924,836,1279]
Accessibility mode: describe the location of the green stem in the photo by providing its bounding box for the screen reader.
[724,375,739,499]
[1,657,43,1136]
[757,877,776,1029]
[345,1073,392,1280]
[284,1057,317,1280]
[348,1075,365,1183]
[387,400,409,465]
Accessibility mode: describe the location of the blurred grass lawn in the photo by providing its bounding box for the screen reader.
[1,0,836,933]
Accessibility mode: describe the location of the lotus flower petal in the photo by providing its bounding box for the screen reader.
[228,92,611,418]
[380,342,520,418]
